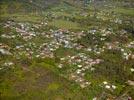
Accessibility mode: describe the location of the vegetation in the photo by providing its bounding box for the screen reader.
[0,0,134,100]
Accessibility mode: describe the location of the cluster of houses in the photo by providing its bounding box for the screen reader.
[101,81,116,90]
[1,20,134,90]
[4,21,39,41]
[0,62,14,70]
[58,53,103,88]
[0,43,12,56]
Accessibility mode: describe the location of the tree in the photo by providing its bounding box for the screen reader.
[84,0,91,7]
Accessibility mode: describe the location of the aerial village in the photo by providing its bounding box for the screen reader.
[0,0,134,100]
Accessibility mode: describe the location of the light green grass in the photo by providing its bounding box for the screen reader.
[0,13,42,23]
[47,83,60,91]
[113,8,134,16]
[49,19,80,29]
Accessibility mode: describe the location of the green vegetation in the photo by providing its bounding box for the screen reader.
[0,0,134,100]
[49,20,80,29]
[113,8,134,16]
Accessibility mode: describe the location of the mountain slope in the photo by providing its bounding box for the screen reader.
[0,0,63,14]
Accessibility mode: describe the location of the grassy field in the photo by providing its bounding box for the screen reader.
[113,8,134,16]
[49,20,80,29]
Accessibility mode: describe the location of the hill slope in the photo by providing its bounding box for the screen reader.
[0,0,63,14]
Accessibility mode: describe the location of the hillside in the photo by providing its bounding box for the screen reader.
[0,0,133,14]
[0,0,134,100]
[0,0,62,14]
